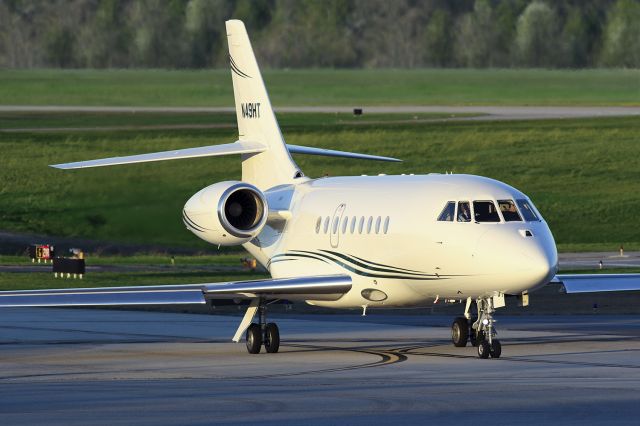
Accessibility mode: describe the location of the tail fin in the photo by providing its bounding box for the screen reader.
[225,20,303,190]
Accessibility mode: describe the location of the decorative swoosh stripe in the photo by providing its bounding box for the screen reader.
[229,55,251,79]
[182,211,205,232]
[348,253,427,274]
[273,250,442,281]
[320,250,431,277]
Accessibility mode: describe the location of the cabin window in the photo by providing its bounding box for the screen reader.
[350,217,356,234]
[358,216,364,234]
[367,216,373,234]
[473,201,500,222]
[437,201,455,221]
[498,200,522,222]
[383,216,390,234]
[315,217,322,233]
[323,216,330,234]
[516,199,540,222]
[332,217,339,234]
[375,216,381,234]
[457,201,471,222]
[342,216,349,234]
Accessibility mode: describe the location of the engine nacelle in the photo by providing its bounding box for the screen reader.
[183,181,268,246]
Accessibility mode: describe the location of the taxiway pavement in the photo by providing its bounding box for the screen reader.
[2,105,640,121]
[1,308,639,425]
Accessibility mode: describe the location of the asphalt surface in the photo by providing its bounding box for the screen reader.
[1,308,639,425]
[2,105,640,121]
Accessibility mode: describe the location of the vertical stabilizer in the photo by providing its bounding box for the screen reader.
[225,20,303,190]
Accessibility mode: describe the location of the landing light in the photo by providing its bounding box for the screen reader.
[482,319,489,325]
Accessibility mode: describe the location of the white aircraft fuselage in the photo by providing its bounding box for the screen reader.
[185,173,558,309]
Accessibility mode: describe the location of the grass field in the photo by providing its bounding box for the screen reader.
[0,252,636,292]
[1,111,639,253]
[1,69,638,107]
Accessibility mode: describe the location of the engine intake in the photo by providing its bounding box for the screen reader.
[219,185,267,237]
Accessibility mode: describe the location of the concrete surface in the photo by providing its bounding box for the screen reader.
[1,308,639,425]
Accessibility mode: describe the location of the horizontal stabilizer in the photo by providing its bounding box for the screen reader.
[51,141,266,169]
[552,274,640,293]
[0,275,352,307]
[287,144,401,162]
[50,142,401,170]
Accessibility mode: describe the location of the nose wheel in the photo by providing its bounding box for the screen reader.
[451,296,502,358]
[245,303,281,354]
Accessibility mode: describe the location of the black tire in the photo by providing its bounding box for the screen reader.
[451,317,469,347]
[470,329,485,347]
[246,323,262,354]
[478,340,491,359]
[264,323,280,353]
[489,339,502,358]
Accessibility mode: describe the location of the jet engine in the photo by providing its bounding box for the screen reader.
[183,181,268,246]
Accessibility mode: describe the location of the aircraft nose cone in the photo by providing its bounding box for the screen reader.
[477,226,557,293]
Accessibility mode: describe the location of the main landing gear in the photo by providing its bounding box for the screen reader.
[450,296,501,359]
[246,304,280,354]
[234,299,281,354]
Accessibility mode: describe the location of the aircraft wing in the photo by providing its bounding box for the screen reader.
[0,275,352,307]
[552,274,640,293]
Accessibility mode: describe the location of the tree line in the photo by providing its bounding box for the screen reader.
[1,0,639,69]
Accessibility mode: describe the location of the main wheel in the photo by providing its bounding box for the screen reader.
[478,340,491,359]
[264,322,280,353]
[451,317,469,347]
[246,323,262,354]
[489,339,502,358]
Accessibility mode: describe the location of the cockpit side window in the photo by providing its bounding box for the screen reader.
[437,201,455,222]
[457,201,471,222]
[473,201,500,222]
[516,199,540,221]
[498,200,522,222]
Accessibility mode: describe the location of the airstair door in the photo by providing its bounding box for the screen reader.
[330,204,346,248]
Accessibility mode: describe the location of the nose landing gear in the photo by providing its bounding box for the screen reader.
[450,296,502,359]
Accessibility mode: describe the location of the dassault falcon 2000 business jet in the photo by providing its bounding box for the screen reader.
[2,20,639,359]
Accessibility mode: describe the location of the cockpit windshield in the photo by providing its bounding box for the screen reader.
[498,200,522,222]
[457,201,471,222]
[473,201,500,222]
[437,201,455,222]
[516,199,540,221]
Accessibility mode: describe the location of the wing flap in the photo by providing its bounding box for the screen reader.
[0,275,352,307]
[553,274,640,293]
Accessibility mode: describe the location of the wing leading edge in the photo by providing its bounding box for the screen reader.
[552,274,640,294]
[0,275,352,307]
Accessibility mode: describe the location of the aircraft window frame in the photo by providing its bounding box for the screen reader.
[473,200,501,223]
[457,201,471,222]
[332,217,339,234]
[383,216,389,234]
[516,199,540,222]
[350,217,356,234]
[315,217,322,233]
[497,200,522,222]
[342,216,349,234]
[323,216,330,234]
[437,201,456,222]
[367,216,373,234]
[358,216,364,234]
[375,216,381,234]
